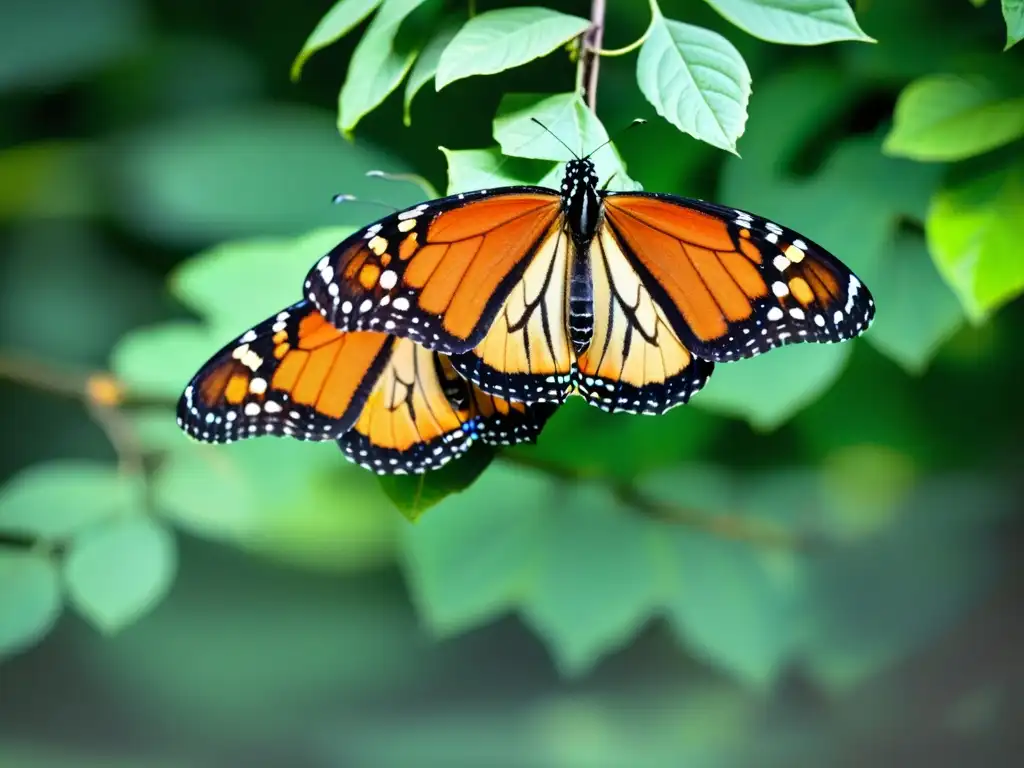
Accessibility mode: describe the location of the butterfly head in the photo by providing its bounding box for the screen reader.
[561,159,600,241]
[561,159,598,198]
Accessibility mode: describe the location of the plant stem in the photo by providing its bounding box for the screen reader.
[0,351,147,477]
[595,0,659,57]
[580,0,606,110]
[498,452,811,551]
[0,350,814,551]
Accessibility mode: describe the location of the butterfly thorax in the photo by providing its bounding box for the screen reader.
[562,158,600,355]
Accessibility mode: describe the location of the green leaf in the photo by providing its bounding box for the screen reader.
[0,461,143,541]
[666,532,805,687]
[378,444,496,521]
[519,489,662,675]
[64,517,177,634]
[865,233,964,373]
[702,0,874,45]
[111,321,213,400]
[401,463,661,673]
[504,397,719,481]
[112,230,357,402]
[693,343,852,430]
[108,105,423,246]
[927,156,1024,320]
[0,0,142,94]
[440,146,556,193]
[171,228,356,333]
[1003,0,1024,49]
[401,464,546,634]
[650,469,815,689]
[492,92,638,190]
[636,15,751,154]
[403,18,460,125]
[152,439,397,573]
[0,551,61,657]
[338,0,435,135]
[435,7,589,90]
[883,75,1024,161]
[402,457,1012,687]
[493,92,585,160]
[291,0,382,81]
[650,466,1012,690]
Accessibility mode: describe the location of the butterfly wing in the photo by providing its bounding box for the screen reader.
[177,300,393,443]
[599,193,875,363]
[445,358,559,446]
[337,342,555,474]
[304,188,564,356]
[577,224,716,414]
[445,221,576,405]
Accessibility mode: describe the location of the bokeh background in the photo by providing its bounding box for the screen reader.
[2,0,1024,765]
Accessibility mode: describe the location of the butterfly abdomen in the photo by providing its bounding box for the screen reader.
[568,246,593,355]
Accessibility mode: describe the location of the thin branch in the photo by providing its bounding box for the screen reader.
[0,353,91,401]
[0,350,812,550]
[579,0,606,110]
[593,0,659,57]
[0,351,149,478]
[498,452,813,551]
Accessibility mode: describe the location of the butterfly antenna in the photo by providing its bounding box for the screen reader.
[583,118,647,160]
[530,117,580,160]
[330,194,398,212]
[365,170,439,199]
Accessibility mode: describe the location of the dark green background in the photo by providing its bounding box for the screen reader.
[2,0,1023,765]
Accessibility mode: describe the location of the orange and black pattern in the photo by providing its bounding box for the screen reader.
[177,301,554,474]
[302,158,874,417]
[337,349,556,474]
[303,189,564,356]
[601,193,875,363]
[181,155,875,463]
[177,300,393,443]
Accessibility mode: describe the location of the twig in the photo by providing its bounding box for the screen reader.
[498,452,811,550]
[579,0,606,110]
[0,349,810,550]
[0,353,91,401]
[0,351,148,478]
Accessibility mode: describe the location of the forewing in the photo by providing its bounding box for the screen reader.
[446,222,576,405]
[601,193,875,363]
[304,188,563,355]
[177,300,393,443]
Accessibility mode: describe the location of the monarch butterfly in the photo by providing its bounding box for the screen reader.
[303,156,874,415]
[176,300,555,474]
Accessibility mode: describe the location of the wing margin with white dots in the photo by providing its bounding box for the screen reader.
[176,300,393,444]
[302,187,564,356]
[575,227,716,415]
[600,192,875,364]
[336,342,559,474]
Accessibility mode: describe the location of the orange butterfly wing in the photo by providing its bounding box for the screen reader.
[576,224,715,415]
[337,342,556,474]
[600,194,875,362]
[445,220,576,405]
[304,189,563,356]
[177,301,393,443]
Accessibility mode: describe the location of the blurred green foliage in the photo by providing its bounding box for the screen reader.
[1,0,1024,765]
